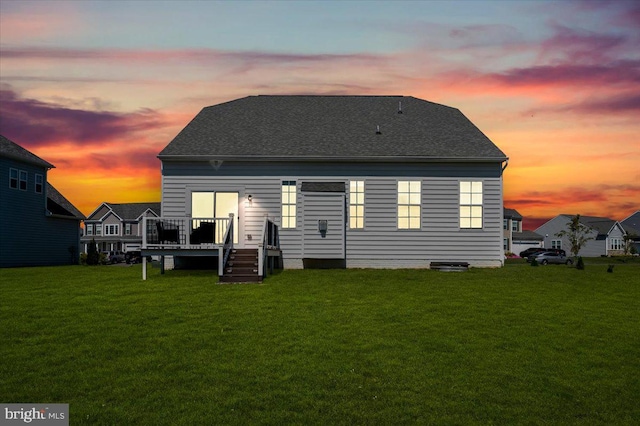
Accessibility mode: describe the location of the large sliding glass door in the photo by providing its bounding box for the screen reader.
[191,191,239,244]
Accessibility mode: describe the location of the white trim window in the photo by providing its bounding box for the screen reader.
[551,239,562,249]
[125,223,132,235]
[398,180,421,229]
[9,168,18,189]
[609,238,622,250]
[281,181,297,229]
[460,181,483,229]
[19,170,28,191]
[512,220,520,232]
[35,174,44,194]
[104,224,119,236]
[96,224,102,236]
[349,180,364,229]
[86,224,94,236]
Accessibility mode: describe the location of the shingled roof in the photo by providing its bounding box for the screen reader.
[0,134,55,169]
[47,183,85,220]
[159,96,507,161]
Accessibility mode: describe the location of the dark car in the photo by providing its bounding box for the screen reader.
[521,247,566,261]
[102,251,125,264]
[528,251,573,265]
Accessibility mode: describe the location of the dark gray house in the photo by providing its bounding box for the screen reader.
[0,135,85,267]
[621,210,640,253]
[145,95,508,275]
[82,202,161,254]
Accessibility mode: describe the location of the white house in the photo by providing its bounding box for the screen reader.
[143,95,509,280]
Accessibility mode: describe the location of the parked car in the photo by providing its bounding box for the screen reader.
[528,251,573,265]
[102,251,125,264]
[521,247,566,261]
[125,251,142,264]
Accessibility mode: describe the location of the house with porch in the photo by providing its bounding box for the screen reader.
[535,214,627,257]
[503,208,543,256]
[1,135,85,267]
[143,95,509,280]
[82,202,160,254]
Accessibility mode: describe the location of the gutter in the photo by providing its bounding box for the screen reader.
[157,154,509,163]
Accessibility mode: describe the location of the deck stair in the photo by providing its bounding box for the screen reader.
[220,248,261,283]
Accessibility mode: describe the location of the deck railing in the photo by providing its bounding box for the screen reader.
[258,215,281,278]
[142,216,232,249]
[219,214,234,277]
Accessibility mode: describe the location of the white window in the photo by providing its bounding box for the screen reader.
[281,181,297,229]
[9,169,18,189]
[504,238,509,250]
[125,223,132,235]
[35,174,43,194]
[503,219,508,230]
[398,180,421,229]
[551,239,562,249]
[349,180,364,229]
[460,181,483,229]
[96,224,102,236]
[19,170,28,191]
[609,238,622,250]
[512,220,520,232]
[86,224,93,236]
[104,225,119,236]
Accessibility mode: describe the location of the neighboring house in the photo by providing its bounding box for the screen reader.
[621,210,640,253]
[535,214,627,257]
[151,95,508,269]
[0,135,85,267]
[82,202,161,253]
[503,208,543,256]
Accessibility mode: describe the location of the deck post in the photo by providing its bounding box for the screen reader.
[161,256,165,275]
[142,255,147,280]
[218,246,224,276]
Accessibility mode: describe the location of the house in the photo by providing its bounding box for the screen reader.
[0,135,85,267]
[144,95,508,278]
[535,214,626,257]
[503,208,543,256]
[82,202,161,254]
[621,210,640,253]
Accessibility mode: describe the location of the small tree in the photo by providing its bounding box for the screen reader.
[555,214,593,258]
[87,238,100,265]
[623,233,636,256]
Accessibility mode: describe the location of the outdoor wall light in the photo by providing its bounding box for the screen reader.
[247,194,253,203]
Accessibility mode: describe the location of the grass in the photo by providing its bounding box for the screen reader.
[1,262,639,425]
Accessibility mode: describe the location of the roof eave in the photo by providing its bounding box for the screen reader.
[158,154,509,163]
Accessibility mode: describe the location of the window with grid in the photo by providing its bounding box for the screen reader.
[281,181,297,229]
[551,239,562,249]
[125,223,132,235]
[19,170,28,191]
[349,180,364,229]
[96,224,102,236]
[460,181,483,229]
[9,169,18,189]
[86,224,93,236]
[35,174,43,194]
[104,225,119,235]
[609,238,622,250]
[398,180,421,229]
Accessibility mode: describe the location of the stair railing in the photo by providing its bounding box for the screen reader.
[258,214,280,278]
[218,213,234,276]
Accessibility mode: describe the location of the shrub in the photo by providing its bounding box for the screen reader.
[87,238,100,265]
[607,264,614,273]
[576,256,585,270]
[80,253,88,266]
[531,258,539,267]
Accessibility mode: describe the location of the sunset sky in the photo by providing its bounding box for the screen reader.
[1,0,638,229]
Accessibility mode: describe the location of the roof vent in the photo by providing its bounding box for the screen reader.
[398,101,403,114]
[376,125,381,135]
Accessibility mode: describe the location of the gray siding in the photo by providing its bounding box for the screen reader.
[302,193,345,259]
[162,160,504,267]
[1,157,81,267]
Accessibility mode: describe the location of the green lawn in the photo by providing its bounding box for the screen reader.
[1,263,639,425]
